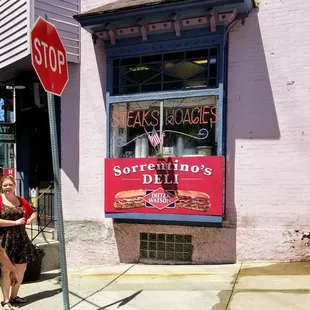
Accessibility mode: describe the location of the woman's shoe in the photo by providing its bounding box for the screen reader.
[9,296,28,304]
[1,301,13,310]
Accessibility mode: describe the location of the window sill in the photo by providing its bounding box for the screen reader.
[106,212,223,226]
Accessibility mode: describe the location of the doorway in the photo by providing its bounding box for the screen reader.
[15,83,61,200]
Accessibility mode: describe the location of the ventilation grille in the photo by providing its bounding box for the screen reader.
[139,233,193,262]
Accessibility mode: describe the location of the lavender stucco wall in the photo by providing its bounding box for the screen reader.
[226,0,310,261]
[61,0,310,266]
[61,0,120,266]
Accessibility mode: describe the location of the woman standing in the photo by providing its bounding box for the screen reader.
[0,176,38,310]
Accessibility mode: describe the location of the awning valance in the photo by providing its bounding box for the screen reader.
[74,0,257,45]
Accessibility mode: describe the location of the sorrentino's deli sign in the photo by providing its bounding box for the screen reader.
[104,156,224,216]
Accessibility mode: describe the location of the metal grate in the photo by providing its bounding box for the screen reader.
[139,233,193,262]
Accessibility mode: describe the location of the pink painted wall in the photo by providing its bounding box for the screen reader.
[61,0,310,266]
[61,0,120,266]
[226,1,310,260]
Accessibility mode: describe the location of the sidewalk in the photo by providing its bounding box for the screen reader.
[15,262,310,309]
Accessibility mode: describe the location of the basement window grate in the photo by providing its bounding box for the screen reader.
[139,233,193,262]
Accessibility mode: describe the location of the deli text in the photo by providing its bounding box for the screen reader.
[113,160,213,185]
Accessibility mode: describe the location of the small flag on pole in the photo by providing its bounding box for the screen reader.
[147,127,165,147]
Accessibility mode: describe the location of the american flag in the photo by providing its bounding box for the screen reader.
[148,127,165,147]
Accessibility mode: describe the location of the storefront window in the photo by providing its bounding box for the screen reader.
[0,143,14,169]
[110,96,218,158]
[112,48,218,95]
[0,87,14,123]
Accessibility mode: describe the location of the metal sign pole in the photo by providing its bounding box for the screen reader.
[47,92,70,310]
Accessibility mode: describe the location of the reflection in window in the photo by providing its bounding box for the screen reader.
[0,143,14,170]
[112,48,218,95]
[110,96,218,158]
[0,99,4,122]
[0,87,14,123]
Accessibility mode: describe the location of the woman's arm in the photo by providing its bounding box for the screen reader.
[26,211,37,225]
[20,198,37,225]
[0,218,25,227]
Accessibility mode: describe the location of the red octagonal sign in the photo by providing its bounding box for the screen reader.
[31,17,69,96]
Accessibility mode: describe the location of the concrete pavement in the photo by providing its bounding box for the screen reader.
[13,262,310,309]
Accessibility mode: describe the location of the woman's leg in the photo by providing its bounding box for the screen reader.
[0,266,11,302]
[10,263,26,299]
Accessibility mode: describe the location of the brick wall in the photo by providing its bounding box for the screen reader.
[61,0,310,265]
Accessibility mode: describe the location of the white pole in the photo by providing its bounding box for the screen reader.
[13,88,17,175]
[159,101,164,154]
[13,87,16,123]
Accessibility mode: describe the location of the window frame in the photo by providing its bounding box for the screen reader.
[105,33,228,224]
[106,34,227,159]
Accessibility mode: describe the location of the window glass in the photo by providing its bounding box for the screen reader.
[112,47,218,95]
[0,87,14,123]
[0,143,15,169]
[110,96,218,158]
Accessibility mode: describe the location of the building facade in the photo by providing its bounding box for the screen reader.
[65,0,310,266]
[0,0,80,197]
[1,0,310,267]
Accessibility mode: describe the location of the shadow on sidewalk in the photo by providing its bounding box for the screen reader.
[17,289,61,308]
[22,272,61,285]
[70,290,143,309]
[36,272,61,282]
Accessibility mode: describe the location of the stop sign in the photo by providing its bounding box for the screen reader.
[30,17,69,96]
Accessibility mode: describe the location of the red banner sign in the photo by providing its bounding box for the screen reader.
[104,156,224,216]
[3,168,15,179]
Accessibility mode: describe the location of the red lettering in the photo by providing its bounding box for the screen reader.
[133,111,142,127]
[150,110,159,126]
[202,106,210,124]
[166,109,174,125]
[111,106,217,129]
[120,112,127,128]
[142,110,151,127]
[111,111,120,128]
[174,108,183,125]
[127,111,134,127]
[191,107,200,124]
[210,106,218,124]
[199,106,204,124]
[183,108,192,124]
